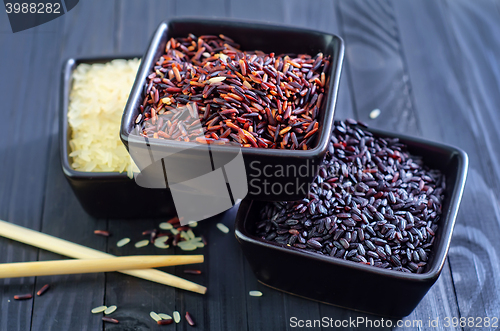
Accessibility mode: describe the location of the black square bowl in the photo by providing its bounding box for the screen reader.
[120,18,344,201]
[60,56,177,219]
[235,127,468,317]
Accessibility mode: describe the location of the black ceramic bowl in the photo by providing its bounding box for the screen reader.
[235,127,468,317]
[60,56,177,219]
[120,18,344,201]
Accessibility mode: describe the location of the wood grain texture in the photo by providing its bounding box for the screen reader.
[0,21,60,331]
[115,0,176,55]
[337,1,462,329]
[29,1,118,330]
[1,0,500,329]
[393,0,500,325]
[338,0,419,135]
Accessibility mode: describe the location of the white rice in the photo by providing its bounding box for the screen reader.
[150,311,161,322]
[91,305,107,314]
[68,59,141,178]
[216,223,229,234]
[104,305,117,315]
[159,222,173,230]
[134,239,149,248]
[158,313,172,320]
[116,237,131,247]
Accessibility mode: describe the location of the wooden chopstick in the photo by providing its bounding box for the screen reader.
[0,255,203,279]
[0,219,207,294]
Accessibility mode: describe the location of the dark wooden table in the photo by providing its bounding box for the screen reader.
[1,0,500,330]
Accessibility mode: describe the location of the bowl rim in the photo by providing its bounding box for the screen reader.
[59,55,142,180]
[235,127,469,282]
[119,17,345,158]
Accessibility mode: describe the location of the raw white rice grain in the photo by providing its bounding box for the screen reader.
[104,305,117,315]
[369,108,381,119]
[154,236,170,249]
[186,230,195,240]
[173,311,181,323]
[249,291,263,297]
[135,239,149,248]
[150,311,161,322]
[116,238,130,247]
[158,313,172,320]
[91,305,107,314]
[178,243,197,251]
[159,222,173,230]
[216,223,229,234]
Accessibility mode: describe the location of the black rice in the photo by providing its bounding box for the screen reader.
[255,119,446,274]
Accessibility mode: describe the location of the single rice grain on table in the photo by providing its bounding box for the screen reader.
[173,311,181,323]
[134,239,149,248]
[216,223,229,234]
[91,306,107,314]
[134,34,330,150]
[104,305,117,315]
[158,313,172,320]
[116,237,131,247]
[150,311,161,322]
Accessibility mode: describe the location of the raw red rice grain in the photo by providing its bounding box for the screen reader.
[36,284,50,296]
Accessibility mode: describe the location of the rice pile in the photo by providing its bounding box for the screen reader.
[68,59,140,177]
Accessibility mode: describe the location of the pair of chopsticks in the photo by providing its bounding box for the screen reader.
[0,219,206,294]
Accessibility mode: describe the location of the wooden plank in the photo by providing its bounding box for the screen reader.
[29,1,119,330]
[338,0,419,135]
[445,0,500,189]
[229,0,284,22]
[115,0,176,55]
[175,0,229,17]
[180,209,248,331]
[393,0,500,323]
[30,122,108,331]
[0,24,56,331]
[337,0,461,327]
[282,0,355,121]
[104,218,173,330]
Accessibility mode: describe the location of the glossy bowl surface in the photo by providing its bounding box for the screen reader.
[235,127,468,317]
[120,18,344,201]
[60,56,176,219]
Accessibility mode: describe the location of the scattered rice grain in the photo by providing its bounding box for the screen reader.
[91,306,108,314]
[135,239,150,248]
[36,284,50,296]
[102,317,119,324]
[159,222,173,230]
[249,291,263,297]
[185,311,196,326]
[150,311,162,322]
[173,311,181,323]
[116,238,130,247]
[369,108,381,119]
[154,237,170,249]
[216,223,229,234]
[158,313,172,320]
[104,305,117,315]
